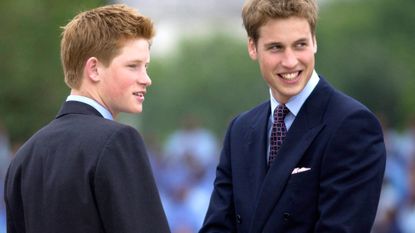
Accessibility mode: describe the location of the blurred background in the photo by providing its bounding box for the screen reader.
[0,0,414,232]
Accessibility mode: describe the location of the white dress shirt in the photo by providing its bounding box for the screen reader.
[267,70,320,160]
[66,95,113,120]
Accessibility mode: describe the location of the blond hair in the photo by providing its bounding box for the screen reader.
[242,0,318,42]
[60,4,155,89]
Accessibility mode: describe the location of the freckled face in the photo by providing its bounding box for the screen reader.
[248,17,317,104]
[97,38,152,117]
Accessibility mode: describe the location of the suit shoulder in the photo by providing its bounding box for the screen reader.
[16,116,140,158]
[324,88,380,129]
[85,118,143,145]
[66,114,138,135]
[316,78,369,114]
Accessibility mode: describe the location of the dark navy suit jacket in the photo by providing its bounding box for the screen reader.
[5,101,170,233]
[200,78,386,233]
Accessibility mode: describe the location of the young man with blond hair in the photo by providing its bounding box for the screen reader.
[200,0,386,232]
[5,4,170,233]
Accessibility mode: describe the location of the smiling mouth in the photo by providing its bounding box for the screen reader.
[279,71,301,81]
[133,92,145,97]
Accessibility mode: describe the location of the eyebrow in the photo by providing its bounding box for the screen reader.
[127,59,149,63]
[295,38,309,43]
[264,38,310,47]
[264,42,283,48]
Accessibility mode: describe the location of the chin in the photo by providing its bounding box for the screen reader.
[134,107,143,113]
[129,109,142,114]
[124,107,142,114]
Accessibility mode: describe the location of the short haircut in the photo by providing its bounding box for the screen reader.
[60,4,155,89]
[242,0,318,42]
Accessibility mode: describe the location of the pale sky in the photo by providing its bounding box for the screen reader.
[117,0,329,56]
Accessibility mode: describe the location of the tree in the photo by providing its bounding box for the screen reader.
[0,0,106,144]
[143,34,267,139]
[317,0,415,128]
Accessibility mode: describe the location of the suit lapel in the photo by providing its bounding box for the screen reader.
[249,78,332,233]
[243,102,271,189]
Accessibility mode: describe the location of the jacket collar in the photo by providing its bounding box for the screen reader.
[56,101,103,119]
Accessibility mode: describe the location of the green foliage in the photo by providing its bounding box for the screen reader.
[1,0,414,144]
[0,0,106,143]
[316,0,415,128]
[143,34,267,139]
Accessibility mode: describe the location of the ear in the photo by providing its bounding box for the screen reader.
[85,57,100,82]
[312,35,318,53]
[247,38,258,60]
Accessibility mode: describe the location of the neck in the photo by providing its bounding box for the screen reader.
[70,89,115,118]
[70,89,94,101]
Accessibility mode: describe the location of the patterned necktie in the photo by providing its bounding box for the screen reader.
[268,104,290,165]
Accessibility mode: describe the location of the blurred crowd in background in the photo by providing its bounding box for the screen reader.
[1,0,414,231]
[1,113,415,233]
[372,115,415,233]
[0,120,10,233]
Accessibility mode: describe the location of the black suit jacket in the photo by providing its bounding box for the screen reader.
[200,78,386,233]
[5,101,170,233]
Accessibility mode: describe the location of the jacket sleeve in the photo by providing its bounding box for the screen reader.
[199,118,237,233]
[315,109,386,232]
[94,125,170,233]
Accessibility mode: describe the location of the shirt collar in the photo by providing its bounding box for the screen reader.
[66,95,113,120]
[270,70,320,117]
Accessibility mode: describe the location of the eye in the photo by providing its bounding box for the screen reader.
[268,44,283,52]
[295,42,308,49]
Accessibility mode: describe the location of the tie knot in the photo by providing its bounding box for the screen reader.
[274,105,290,123]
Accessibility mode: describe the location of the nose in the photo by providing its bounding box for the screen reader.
[281,49,298,68]
[139,71,152,87]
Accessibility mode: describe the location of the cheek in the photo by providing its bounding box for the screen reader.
[259,54,278,69]
[114,71,136,91]
[263,62,280,77]
[299,52,315,67]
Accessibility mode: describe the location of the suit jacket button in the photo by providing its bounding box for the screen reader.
[236,214,242,224]
[283,212,291,221]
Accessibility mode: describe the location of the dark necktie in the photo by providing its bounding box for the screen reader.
[268,104,290,165]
